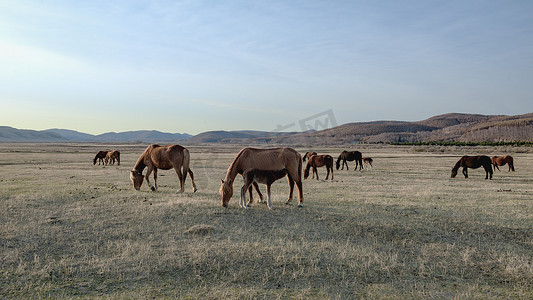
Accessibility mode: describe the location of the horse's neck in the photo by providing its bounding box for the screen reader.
[224,163,239,184]
[133,155,147,173]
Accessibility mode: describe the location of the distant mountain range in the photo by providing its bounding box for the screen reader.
[2,112,533,144]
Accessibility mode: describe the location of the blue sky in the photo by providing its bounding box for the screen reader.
[1,0,533,135]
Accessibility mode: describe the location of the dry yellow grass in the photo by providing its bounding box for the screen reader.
[0,143,532,299]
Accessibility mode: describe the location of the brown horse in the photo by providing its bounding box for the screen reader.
[362,157,373,170]
[451,155,493,180]
[93,150,109,165]
[241,169,288,209]
[304,155,334,180]
[491,156,515,172]
[336,150,363,170]
[105,150,120,166]
[303,151,317,162]
[130,144,197,192]
[220,147,303,208]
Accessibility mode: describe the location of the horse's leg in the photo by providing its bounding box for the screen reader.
[266,184,272,210]
[188,169,198,192]
[313,166,319,180]
[485,164,493,179]
[153,168,158,190]
[252,182,263,204]
[285,175,295,204]
[145,166,156,191]
[174,166,184,193]
[296,179,303,207]
[344,160,348,170]
[240,180,252,209]
[495,164,501,171]
[462,167,468,178]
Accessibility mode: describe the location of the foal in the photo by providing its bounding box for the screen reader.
[241,169,289,210]
[362,157,373,170]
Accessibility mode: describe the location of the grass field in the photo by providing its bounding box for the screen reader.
[0,143,532,299]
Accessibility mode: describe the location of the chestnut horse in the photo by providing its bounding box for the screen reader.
[303,151,317,162]
[491,156,515,172]
[220,147,303,208]
[362,157,373,170]
[451,155,493,180]
[93,150,109,165]
[130,144,197,192]
[336,150,363,170]
[241,169,289,209]
[304,154,334,180]
[105,150,120,166]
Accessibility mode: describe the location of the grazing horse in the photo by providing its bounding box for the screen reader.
[336,150,363,171]
[304,155,334,180]
[93,151,109,165]
[105,150,120,166]
[451,155,493,180]
[241,169,288,209]
[220,147,303,208]
[491,156,515,172]
[303,151,317,162]
[130,144,197,192]
[362,157,373,170]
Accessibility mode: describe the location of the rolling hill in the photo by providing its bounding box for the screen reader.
[2,112,533,144]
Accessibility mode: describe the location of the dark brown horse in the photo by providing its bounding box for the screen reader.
[491,156,515,172]
[303,151,317,162]
[304,154,334,180]
[336,150,363,170]
[105,150,120,166]
[93,150,109,165]
[220,147,303,208]
[130,144,197,192]
[241,169,289,209]
[451,155,493,180]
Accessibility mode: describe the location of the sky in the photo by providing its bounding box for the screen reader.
[1,0,533,135]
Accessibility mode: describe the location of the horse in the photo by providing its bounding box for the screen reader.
[362,157,373,170]
[105,150,120,166]
[491,156,515,172]
[130,144,197,193]
[303,151,317,162]
[336,150,363,171]
[93,151,109,165]
[240,169,288,209]
[304,154,334,180]
[451,155,493,180]
[220,147,303,208]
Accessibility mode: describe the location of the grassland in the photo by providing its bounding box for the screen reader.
[0,143,532,299]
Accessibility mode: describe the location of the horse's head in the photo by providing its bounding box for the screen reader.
[450,168,458,178]
[335,158,341,170]
[130,170,144,190]
[303,164,310,179]
[93,158,97,165]
[220,179,233,208]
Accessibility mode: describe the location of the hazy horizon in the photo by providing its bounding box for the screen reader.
[2,1,533,135]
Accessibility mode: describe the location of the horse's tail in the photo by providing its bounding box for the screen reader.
[182,148,190,184]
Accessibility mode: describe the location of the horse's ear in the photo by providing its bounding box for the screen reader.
[221,179,224,184]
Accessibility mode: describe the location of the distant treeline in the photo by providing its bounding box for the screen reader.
[390,141,533,147]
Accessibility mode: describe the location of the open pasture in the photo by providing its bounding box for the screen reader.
[0,143,532,298]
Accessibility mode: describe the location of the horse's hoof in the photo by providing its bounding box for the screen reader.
[150,186,156,191]
[298,204,303,208]
[193,188,198,193]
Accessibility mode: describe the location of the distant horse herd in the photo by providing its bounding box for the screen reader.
[93,145,516,209]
